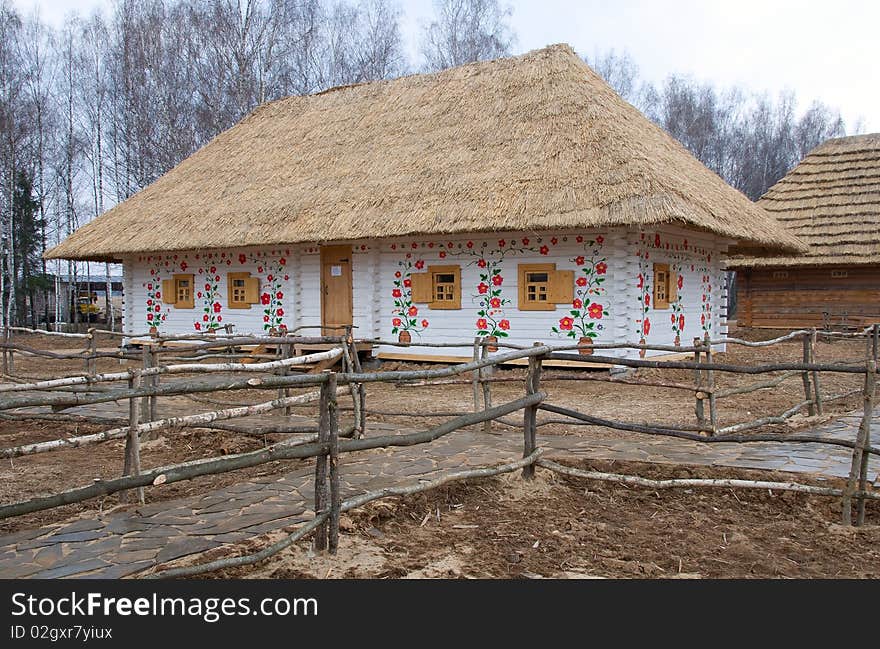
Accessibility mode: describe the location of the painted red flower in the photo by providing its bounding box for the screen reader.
[215,275,220,282]
[147,283,153,290]
[217,316,222,322]
[701,314,706,325]
[180,261,188,271]
[439,251,446,258]
[276,308,284,317]
[392,288,402,298]
[645,294,651,307]
[643,318,651,336]
[576,277,587,287]
[407,306,418,317]
[203,315,209,322]
[392,317,402,327]
[498,319,510,330]
[147,313,153,321]
[213,302,221,313]
[258,266,263,273]
[205,283,211,291]
[596,262,607,275]
[550,237,558,245]
[576,235,583,243]
[477,259,487,268]
[403,278,411,288]
[558,317,574,331]
[276,291,283,300]
[264,315,270,322]
[466,241,473,248]
[539,245,549,255]
[637,274,643,289]
[575,256,585,265]
[147,299,153,306]
[267,274,273,282]
[421,319,429,328]
[395,271,402,278]
[414,260,425,270]
[447,241,454,249]
[155,291,161,299]
[154,305,160,312]
[239,254,246,264]
[210,266,216,274]
[498,239,506,247]
[411,242,418,249]
[476,318,488,330]
[522,237,530,245]
[671,314,677,324]
[572,298,583,309]
[679,315,685,330]
[490,297,502,308]
[492,275,503,286]
[197,292,202,298]
[478,283,489,294]
[428,242,434,248]
[677,275,683,290]
[194,323,201,330]
[596,235,604,245]
[588,303,604,319]
[261,293,271,305]
[654,234,661,248]
[279,258,286,265]
[284,275,289,281]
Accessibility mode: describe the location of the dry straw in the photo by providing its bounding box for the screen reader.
[46,44,804,262]
[730,133,880,268]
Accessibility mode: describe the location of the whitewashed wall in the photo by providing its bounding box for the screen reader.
[120,226,729,359]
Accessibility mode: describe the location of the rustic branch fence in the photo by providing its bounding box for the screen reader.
[0,324,877,578]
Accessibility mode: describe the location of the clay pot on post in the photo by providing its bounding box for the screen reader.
[578,336,593,356]
[398,330,411,345]
[149,326,158,338]
[674,335,681,346]
[639,337,647,358]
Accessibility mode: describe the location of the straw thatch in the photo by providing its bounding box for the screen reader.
[46,44,803,262]
[730,133,880,268]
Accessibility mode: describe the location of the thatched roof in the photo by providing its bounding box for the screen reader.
[730,133,880,268]
[46,44,803,262]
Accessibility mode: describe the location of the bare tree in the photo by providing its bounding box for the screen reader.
[420,0,515,71]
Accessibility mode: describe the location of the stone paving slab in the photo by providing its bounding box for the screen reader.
[0,408,876,579]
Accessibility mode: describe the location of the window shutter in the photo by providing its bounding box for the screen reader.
[449,266,461,309]
[245,276,260,304]
[668,270,678,303]
[653,263,669,309]
[549,270,574,303]
[410,273,432,303]
[161,279,176,305]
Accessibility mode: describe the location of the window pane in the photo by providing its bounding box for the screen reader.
[527,272,549,283]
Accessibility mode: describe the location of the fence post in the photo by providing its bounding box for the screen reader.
[810,329,823,416]
[703,332,717,433]
[522,342,543,480]
[279,341,292,417]
[481,338,492,433]
[140,345,156,426]
[122,370,145,505]
[472,336,481,413]
[693,337,707,432]
[314,372,332,552]
[802,332,816,417]
[341,328,363,438]
[349,336,366,438]
[328,372,341,554]
[85,328,96,376]
[856,359,876,526]
[843,359,875,525]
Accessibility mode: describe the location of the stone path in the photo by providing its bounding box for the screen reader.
[0,409,876,579]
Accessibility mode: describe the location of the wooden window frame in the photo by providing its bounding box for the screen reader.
[173,274,194,309]
[519,263,556,311]
[428,265,461,310]
[653,263,671,310]
[227,272,260,309]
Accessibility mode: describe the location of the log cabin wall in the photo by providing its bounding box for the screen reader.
[736,265,880,328]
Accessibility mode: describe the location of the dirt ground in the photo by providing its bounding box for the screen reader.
[200,461,880,579]
[1,327,878,578]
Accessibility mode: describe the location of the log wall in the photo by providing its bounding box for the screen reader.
[737,265,880,328]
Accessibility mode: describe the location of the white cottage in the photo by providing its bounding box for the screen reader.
[46,44,802,361]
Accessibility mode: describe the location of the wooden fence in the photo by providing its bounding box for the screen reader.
[0,324,877,578]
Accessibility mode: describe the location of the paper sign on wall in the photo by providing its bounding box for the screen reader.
[331,265,342,277]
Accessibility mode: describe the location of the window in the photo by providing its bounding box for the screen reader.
[652,263,677,309]
[162,274,195,309]
[517,263,573,311]
[772,270,789,280]
[227,272,260,309]
[410,265,461,309]
[831,270,848,279]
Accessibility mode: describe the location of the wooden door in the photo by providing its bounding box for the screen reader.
[320,245,353,333]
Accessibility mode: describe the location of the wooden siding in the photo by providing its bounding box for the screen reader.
[736,265,880,328]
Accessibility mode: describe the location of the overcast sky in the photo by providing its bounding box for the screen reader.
[12,0,879,131]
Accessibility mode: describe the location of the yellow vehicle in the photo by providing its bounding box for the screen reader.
[76,293,100,321]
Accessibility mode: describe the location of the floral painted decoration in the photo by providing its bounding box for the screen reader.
[251,253,287,331]
[143,258,168,329]
[552,236,609,340]
[391,256,428,337]
[195,261,222,332]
